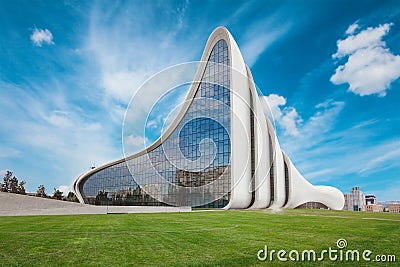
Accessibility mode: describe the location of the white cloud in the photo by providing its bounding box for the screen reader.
[125,134,146,146]
[124,134,148,155]
[45,111,75,128]
[30,28,54,46]
[101,71,148,104]
[333,23,389,58]
[262,93,286,119]
[345,23,359,35]
[57,185,72,196]
[261,94,302,136]
[331,23,400,96]
[280,107,301,136]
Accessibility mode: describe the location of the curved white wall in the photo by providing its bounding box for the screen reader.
[220,28,252,209]
[246,66,271,209]
[281,151,345,210]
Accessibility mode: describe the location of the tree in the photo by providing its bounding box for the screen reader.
[10,176,19,193]
[18,181,26,195]
[1,171,25,194]
[37,185,46,197]
[52,188,63,200]
[1,171,13,192]
[65,191,79,203]
[95,191,108,205]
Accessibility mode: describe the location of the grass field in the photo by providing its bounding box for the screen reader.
[0,209,399,266]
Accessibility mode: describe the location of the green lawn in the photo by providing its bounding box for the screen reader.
[0,209,399,266]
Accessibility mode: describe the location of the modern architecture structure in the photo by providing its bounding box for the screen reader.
[73,27,344,210]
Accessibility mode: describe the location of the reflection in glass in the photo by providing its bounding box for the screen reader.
[81,40,231,208]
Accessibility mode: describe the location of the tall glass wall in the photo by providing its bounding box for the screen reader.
[80,40,231,207]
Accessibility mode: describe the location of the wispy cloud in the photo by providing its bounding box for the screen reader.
[0,147,21,158]
[358,142,400,174]
[241,24,291,66]
[258,95,393,191]
[0,80,121,189]
[331,22,400,96]
[261,94,302,136]
[30,28,54,46]
[176,0,189,30]
[370,180,400,201]
[2,2,205,191]
[240,15,292,66]
[86,1,198,126]
[277,98,346,182]
[276,96,400,198]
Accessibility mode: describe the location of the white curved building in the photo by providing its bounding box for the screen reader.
[73,27,344,210]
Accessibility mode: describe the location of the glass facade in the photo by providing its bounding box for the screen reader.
[80,40,231,208]
[249,88,256,207]
[268,133,275,207]
[295,202,328,209]
[283,161,289,207]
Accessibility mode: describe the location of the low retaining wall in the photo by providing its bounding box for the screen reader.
[0,192,191,216]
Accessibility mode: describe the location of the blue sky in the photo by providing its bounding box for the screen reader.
[1,0,399,200]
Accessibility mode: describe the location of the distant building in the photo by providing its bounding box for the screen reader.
[365,204,384,212]
[343,186,365,211]
[377,200,400,207]
[344,188,400,213]
[364,194,384,212]
[365,194,377,205]
[388,203,400,213]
